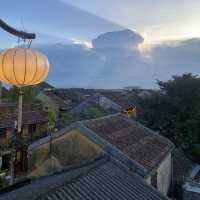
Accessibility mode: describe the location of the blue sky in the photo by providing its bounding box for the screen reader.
[58,0,200,43]
[0,0,123,48]
[1,0,200,88]
[2,0,200,48]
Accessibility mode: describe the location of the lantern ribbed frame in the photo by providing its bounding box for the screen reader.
[0,48,49,87]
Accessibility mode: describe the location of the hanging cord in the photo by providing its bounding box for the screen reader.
[28,39,32,48]
[17,37,20,48]
[17,36,31,48]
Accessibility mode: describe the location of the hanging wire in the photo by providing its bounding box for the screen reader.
[17,38,33,49]
[17,37,20,48]
[28,39,32,48]
[15,18,33,49]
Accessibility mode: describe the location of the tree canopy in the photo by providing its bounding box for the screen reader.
[139,74,200,154]
[7,86,37,104]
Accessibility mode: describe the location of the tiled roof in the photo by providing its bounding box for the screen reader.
[194,171,200,183]
[0,111,48,128]
[0,102,16,108]
[43,91,71,110]
[34,82,54,91]
[100,91,134,108]
[84,114,174,173]
[0,156,169,200]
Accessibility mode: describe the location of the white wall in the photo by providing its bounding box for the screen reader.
[144,153,172,196]
[157,154,172,195]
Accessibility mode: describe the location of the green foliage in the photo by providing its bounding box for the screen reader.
[8,86,37,104]
[139,73,200,151]
[190,146,200,158]
[60,105,106,127]
[0,175,5,189]
[84,106,105,119]
[60,113,79,126]
[48,110,57,132]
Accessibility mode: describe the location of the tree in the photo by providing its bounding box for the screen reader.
[47,110,57,132]
[8,86,37,104]
[60,113,79,127]
[84,106,106,119]
[139,73,200,151]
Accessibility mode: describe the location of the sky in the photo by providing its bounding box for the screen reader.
[2,0,200,46]
[61,0,200,44]
[0,0,123,48]
[1,0,200,88]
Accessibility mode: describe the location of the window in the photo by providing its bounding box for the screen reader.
[1,154,11,171]
[28,124,36,133]
[151,171,158,189]
[44,106,49,111]
[0,128,7,139]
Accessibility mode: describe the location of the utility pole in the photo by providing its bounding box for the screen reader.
[0,82,2,103]
[0,18,36,183]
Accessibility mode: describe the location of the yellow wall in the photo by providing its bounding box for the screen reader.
[29,129,102,178]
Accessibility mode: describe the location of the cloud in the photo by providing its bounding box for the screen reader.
[0,0,123,47]
[33,30,155,88]
[146,38,200,75]
[92,29,143,49]
[30,30,200,89]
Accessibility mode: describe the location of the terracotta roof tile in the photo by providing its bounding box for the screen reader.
[85,114,174,172]
[0,111,48,128]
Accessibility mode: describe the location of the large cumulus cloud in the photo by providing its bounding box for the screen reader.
[146,38,200,80]
[92,29,143,50]
[34,30,200,89]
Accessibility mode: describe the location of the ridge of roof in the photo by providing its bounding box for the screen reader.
[81,113,174,175]
[28,113,174,177]
[28,123,76,151]
[75,121,147,177]
[0,111,48,129]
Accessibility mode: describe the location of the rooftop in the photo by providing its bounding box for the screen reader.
[42,91,72,110]
[33,82,55,92]
[84,114,174,173]
[100,91,135,109]
[0,111,48,129]
[0,156,169,200]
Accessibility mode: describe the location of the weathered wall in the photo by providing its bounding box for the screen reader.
[157,154,172,195]
[34,123,48,139]
[145,176,151,185]
[28,129,102,178]
[20,123,47,141]
[0,129,12,148]
[145,154,172,195]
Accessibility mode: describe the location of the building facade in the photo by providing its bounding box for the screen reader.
[28,113,174,196]
[0,111,48,183]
